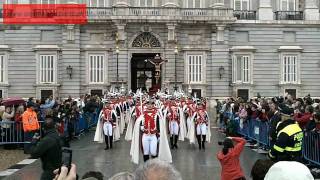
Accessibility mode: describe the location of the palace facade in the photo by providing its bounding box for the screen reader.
[0,0,320,100]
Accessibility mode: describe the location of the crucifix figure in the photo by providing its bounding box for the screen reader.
[145,54,168,84]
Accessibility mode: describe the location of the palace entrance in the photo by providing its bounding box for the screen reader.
[131,53,162,94]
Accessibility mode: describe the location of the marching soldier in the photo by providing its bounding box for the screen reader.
[140,100,161,162]
[195,103,209,150]
[102,102,117,150]
[167,99,180,149]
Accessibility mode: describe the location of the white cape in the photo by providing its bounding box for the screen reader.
[158,111,172,163]
[93,111,104,143]
[187,113,196,144]
[178,107,187,141]
[130,115,143,164]
[206,112,211,143]
[125,108,135,141]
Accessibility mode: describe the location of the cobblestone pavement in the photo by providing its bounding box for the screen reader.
[5,128,265,180]
[0,147,28,171]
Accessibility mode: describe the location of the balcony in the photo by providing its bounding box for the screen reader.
[233,10,256,20]
[274,11,304,20]
[87,7,235,22]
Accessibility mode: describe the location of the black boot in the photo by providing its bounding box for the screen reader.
[174,135,178,149]
[151,156,157,159]
[202,135,206,150]
[104,135,109,150]
[143,155,150,162]
[170,136,174,149]
[196,135,202,150]
[109,136,113,149]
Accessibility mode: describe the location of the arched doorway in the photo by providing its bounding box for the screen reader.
[131,53,161,93]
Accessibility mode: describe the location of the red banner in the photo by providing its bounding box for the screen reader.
[3,4,87,24]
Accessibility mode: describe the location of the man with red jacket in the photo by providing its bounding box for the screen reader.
[167,100,180,149]
[294,105,313,129]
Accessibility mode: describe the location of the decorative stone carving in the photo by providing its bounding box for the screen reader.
[132,32,161,48]
[188,34,202,44]
[66,25,75,42]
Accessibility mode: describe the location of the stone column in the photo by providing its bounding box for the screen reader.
[162,0,179,7]
[216,25,225,42]
[258,0,273,20]
[304,0,320,20]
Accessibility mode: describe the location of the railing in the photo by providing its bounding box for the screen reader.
[233,10,256,20]
[87,7,234,20]
[274,11,304,20]
[303,131,320,166]
[0,111,100,145]
[226,112,320,166]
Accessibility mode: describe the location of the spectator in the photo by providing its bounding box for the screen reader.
[82,171,104,180]
[264,161,314,180]
[294,105,313,129]
[217,137,246,180]
[134,158,182,180]
[22,103,40,154]
[109,172,134,180]
[250,159,274,180]
[53,164,77,180]
[30,117,62,180]
[268,103,281,147]
[2,106,15,149]
[305,112,320,132]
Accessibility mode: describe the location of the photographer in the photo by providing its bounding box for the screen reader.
[30,116,62,180]
[217,137,246,180]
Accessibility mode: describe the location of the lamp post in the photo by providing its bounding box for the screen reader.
[174,45,178,91]
[116,46,119,91]
[219,66,225,79]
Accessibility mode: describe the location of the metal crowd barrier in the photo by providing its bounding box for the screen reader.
[303,131,320,166]
[0,111,100,145]
[0,121,44,145]
[232,116,270,148]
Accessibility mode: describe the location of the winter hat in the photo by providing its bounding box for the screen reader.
[264,161,314,180]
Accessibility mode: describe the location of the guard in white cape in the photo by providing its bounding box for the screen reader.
[195,102,209,150]
[167,99,180,149]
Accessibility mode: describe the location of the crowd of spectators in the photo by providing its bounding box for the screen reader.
[0,94,104,150]
[216,93,320,137]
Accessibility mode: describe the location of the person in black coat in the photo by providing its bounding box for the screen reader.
[30,117,62,180]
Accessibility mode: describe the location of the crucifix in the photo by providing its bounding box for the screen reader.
[145,54,168,84]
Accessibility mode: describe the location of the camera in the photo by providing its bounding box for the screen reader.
[61,148,72,171]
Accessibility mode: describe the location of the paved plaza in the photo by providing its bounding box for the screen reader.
[4,128,265,180]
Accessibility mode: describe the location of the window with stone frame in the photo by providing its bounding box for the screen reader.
[0,55,5,83]
[282,55,298,83]
[280,0,296,11]
[232,54,251,83]
[39,55,56,83]
[87,0,108,7]
[89,54,105,83]
[234,0,249,10]
[185,0,202,8]
[40,0,58,4]
[138,0,154,7]
[187,54,203,83]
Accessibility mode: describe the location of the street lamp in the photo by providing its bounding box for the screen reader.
[66,65,73,79]
[174,45,178,91]
[116,46,119,91]
[219,66,225,79]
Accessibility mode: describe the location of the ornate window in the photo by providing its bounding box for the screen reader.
[132,32,161,48]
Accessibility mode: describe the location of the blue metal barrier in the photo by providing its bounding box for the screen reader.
[0,111,100,145]
[303,131,320,166]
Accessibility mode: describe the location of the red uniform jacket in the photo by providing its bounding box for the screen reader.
[217,137,246,180]
[143,110,157,134]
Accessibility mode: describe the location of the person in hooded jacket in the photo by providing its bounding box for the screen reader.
[217,137,247,180]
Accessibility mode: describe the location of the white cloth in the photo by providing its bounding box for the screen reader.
[187,113,196,144]
[264,161,314,180]
[169,121,179,135]
[158,111,172,163]
[206,112,211,143]
[93,111,104,143]
[103,122,113,136]
[142,134,157,156]
[130,115,144,164]
[178,107,187,141]
[114,119,121,141]
[196,123,207,135]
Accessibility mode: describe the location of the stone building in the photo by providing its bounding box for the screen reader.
[0,0,320,101]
